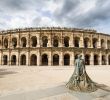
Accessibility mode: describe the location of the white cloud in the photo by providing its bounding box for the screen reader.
[0,0,110,34]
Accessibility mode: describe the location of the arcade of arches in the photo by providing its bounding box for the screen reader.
[0,27,110,66]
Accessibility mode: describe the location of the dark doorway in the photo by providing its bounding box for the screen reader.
[64,54,70,65]
[42,36,48,47]
[30,54,37,65]
[12,38,17,48]
[11,55,16,65]
[64,37,69,47]
[53,54,59,65]
[74,37,80,47]
[21,37,27,47]
[42,54,48,65]
[102,55,106,65]
[20,55,26,65]
[85,54,90,65]
[31,36,37,47]
[94,54,99,65]
[4,38,8,48]
[3,55,8,65]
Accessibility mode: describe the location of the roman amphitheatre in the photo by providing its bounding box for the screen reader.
[0,27,110,100]
[0,27,110,66]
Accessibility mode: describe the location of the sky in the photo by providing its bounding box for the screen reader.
[0,0,110,34]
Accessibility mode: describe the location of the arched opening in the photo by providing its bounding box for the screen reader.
[30,54,37,65]
[101,39,105,48]
[20,55,26,65]
[108,55,110,65]
[102,55,106,65]
[84,38,89,48]
[85,54,90,65]
[31,36,37,47]
[107,40,110,49]
[53,36,59,47]
[42,36,48,47]
[3,55,8,65]
[12,38,17,48]
[93,38,98,48]
[64,36,69,47]
[11,55,16,65]
[21,37,27,47]
[4,38,8,48]
[64,54,70,65]
[42,54,48,65]
[53,54,59,65]
[94,54,99,65]
[74,37,80,47]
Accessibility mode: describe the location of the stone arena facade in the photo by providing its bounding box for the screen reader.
[0,27,110,66]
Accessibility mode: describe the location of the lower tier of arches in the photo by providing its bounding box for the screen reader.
[1,52,110,66]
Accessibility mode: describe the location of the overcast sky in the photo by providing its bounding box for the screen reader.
[0,0,110,34]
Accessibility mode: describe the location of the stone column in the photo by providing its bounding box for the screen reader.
[90,35,93,48]
[48,52,51,66]
[47,35,51,47]
[37,34,40,47]
[99,52,102,65]
[37,51,40,66]
[69,36,73,47]
[80,34,84,48]
[90,52,94,65]
[70,52,74,66]
[98,37,101,48]
[105,39,108,49]
[59,51,63,66]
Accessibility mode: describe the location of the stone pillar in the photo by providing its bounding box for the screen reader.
[48,52,51,66]
[69,36,73,47]
[47,35,51,47]
[37,51,40,66]
[37,34,40,47]
[80,34,84,48]
[99,52,102,65]
[90,52,94,65]
[70,52,74,66]
[105,39,108,49]
[98,37,101,48]
[90,35,93,48]
[59,51,63,66]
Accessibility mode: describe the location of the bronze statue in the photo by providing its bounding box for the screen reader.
[66,55,97,92]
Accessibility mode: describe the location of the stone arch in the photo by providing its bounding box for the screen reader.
[11,55,16,65]
[74,37,80,47]
[42,36,48,47]
[108,55,110,65]
[101,39,105,48]
[64,36,69,47]
[31,36,37,47]
[102,55,106,65]
[53,36,59,47]
[84,37,90,48]
[3,55,8,65]
[85,54,90,65]
[20,54,26,65]
[107,40,110,49]
[93,38,98,48]
[53,54,59,65]
[64,54,70,65]
[94,54,99,65]
[21,37,27,47]
[4,38,8,48]
[12,37,17,48]
[30,54,37,65]
[42,54,48,65]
